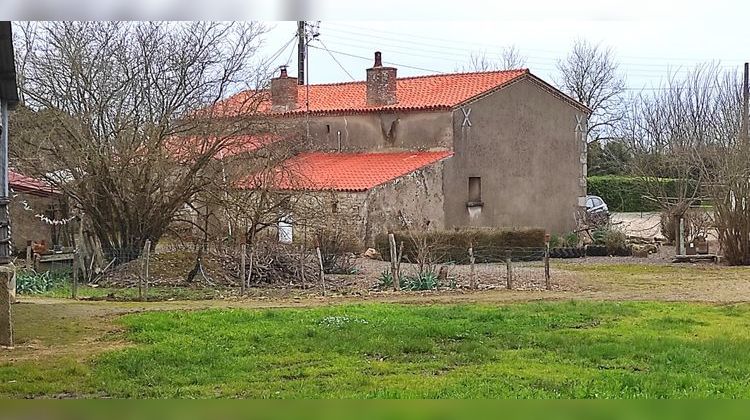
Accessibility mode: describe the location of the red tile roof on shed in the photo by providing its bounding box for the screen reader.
[165,133,282,162]
[218,69,530,116]
[246,150,453,192]
[9,170,58,196]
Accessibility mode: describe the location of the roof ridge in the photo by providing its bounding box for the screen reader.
[293,68,529,88]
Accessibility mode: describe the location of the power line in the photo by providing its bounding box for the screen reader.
[308,45,445,74]
[332,22,747,63]
[317,39,356,81]
[284,35,297,67]
[263,34,298,69]
[323,27,743,73]
[321,37,738,79]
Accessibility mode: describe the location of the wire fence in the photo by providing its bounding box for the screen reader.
[13,234,560,300]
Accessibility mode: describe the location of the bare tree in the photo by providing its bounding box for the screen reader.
[459,46,527,72]
[499,45,526,70]
[623,63,750,264]
[10,21,272,262]
[557,39,626,143]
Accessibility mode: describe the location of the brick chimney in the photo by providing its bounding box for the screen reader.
[270,67,298,112]
[366,51,397,106]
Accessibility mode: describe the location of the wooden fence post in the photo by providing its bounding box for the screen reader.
[299,244,306,289]
[505,249,513,290]
[0,265,13,346]
[316,246,325,296]
[396,241,403,291]
[72,249,79,300]
[240,243,246,296]
[544,243,551,290]
[469,244,476,289]
[139,240,151,302]
[388,233,399,291]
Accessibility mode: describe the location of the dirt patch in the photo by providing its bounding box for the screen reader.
[98,251,237,288]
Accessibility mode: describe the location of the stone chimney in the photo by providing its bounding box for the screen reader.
[270,67,298,112]
[366,51,397,106]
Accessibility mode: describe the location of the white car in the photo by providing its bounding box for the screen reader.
[585,195,609,216]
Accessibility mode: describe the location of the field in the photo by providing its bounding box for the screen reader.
[3,261,750,399]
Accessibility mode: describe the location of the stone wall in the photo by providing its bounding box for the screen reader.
[288,161,445,248]
[8,192,58,254]
[443,76,588,234]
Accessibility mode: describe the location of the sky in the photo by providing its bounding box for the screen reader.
[3,0,746,91]
[255,2,745,92]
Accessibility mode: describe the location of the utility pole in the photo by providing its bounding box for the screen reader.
[297,21,306,85]
[743,62,749,145]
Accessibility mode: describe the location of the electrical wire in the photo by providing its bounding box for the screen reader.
[331,22,747,63]
[317,39,356,81]
[308,45,445,74]
[283,36,297,67]
[262,34,298,69]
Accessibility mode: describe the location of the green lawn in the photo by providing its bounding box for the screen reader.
[31,284,223,301]
[3,301,750,398]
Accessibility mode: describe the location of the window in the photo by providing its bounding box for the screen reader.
[468,177,482,204]
[326,124,331,133]
[331,201,338,214]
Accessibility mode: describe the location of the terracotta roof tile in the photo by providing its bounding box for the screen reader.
[9,170,58,196]
[218,70,530,116]
[167,134,281,161]
[243,150,453,192]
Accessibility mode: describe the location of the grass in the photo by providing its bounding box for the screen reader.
[25,284,223,301]
[4,301,750,398]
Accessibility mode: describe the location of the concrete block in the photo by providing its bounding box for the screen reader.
[0,263,15,347]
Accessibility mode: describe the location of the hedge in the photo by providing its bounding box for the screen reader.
[587,176,691,212]
[374,228,546,264]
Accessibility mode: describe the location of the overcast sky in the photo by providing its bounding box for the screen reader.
[258,2,745,91]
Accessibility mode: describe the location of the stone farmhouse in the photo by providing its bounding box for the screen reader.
[8,170,64,253]
[212,52,591,246]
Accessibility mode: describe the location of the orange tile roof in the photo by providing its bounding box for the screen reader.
[242,150,453,192]
[9,170,59,196]
[218,70,530,116]
[166,134,281,161]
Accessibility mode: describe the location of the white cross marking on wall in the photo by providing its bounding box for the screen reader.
[461,107,472,127]
[575,114,586,133]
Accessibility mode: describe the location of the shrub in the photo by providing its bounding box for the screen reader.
[603,229,627,254]
[592,227,628,255]
[374,228,546,264]
[314,228,360,274]
[549,232,579,248]
[16,270,69,294]
[587,176,691,212]
[660,209,713,244]
[400,271,439,291]
[376,270,393,290]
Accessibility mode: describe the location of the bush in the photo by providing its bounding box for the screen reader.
[400,271,439,291]
[314,228,360,274]
[592,227,629,255]
[376,270,393,290]
[587,176,692,212]
[374,228,546,264]
[549,231,579,248]
[16,270,69,294]
[660,209,713,244]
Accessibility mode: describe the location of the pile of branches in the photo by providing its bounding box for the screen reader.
[243,242,318,285]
